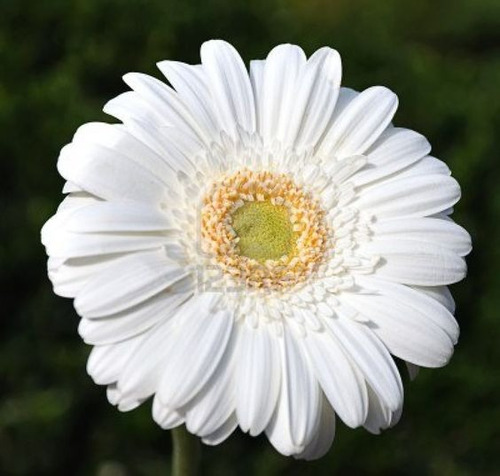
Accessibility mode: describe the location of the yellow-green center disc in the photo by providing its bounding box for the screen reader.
[231,201,296,262]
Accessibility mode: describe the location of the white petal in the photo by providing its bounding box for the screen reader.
[87,335,144,385]
[260,44,306,146]
[391,155,451,179]
[103,91,164,128]
[106,384,145,411]
[354,174,461,219]
[118,398,144,412]
[201,414,238,446]
[62,181,82,194]
[122,72,207,142]
[406,362,420,380]
[319,86,398,158]
[372,217,472,256]
[249,60,265,136]
[184,330,237,437]
[57,142,167,203]
[116,294,219,402]
[43,199,173,259]
[200,40,256,137]
[158,302,233,408]
[78,288,191,345]
[300,315,368,428]
[286,47,342,151]
[294,396,335,461]
[342,283,455,368]
[327,87,358,123]
[434,210,454,219]
[75,250,189,318]
[325,310,403,411]
[411,285,455,313]
[322,155,367,185]
[45,230,171,259]
[56,192,99,211]
[65,201,174,234]
[47,253,126,298]
[157,61,219,139]
[152,397,184,429]
[41,194,100,248]
[117,307,181,401]
[132,122,201,176]
[265,327,321,454]
[352,127,431,186]
[105,89,205,176]
[389,404,403,427]
[361,239,466,286]
[355,276,459,344]
[363,386,395,434]
[235,323,280,436]
[72,122,174,184]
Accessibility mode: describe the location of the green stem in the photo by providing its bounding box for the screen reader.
[171,426,201,476]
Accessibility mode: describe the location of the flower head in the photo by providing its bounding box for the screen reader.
[41,40,471,459]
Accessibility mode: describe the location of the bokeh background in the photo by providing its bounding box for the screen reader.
[1,0,499,474]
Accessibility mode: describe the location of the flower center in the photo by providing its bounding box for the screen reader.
[201,169,328,289]
[231,201,296,262]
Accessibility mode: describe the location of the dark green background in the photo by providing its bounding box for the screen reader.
[1,0,499,474]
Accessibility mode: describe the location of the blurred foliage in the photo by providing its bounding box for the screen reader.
[1,0,499,474]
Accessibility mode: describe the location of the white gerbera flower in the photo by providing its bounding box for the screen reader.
[41,40,471,460]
